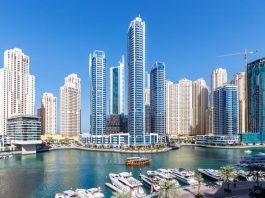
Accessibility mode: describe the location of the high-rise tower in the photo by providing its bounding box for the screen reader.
[0,48,35,135]
[60,74,81,136]
[128,16,146,145]
[110,56,125,115]
[150,62,166,136]
[89,51,106,136]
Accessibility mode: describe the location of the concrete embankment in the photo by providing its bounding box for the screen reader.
[49,146,172,154]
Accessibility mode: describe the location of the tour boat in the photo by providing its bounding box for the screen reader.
[75,187,104,198]
[168,168,197,185]
[109,172,146,198]
[125,157,151,166]
[198,168,221,181]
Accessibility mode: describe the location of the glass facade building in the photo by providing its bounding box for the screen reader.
[89,50,106,136]
[213,84,238,136]
[128,17,146,145]
[110,67,119,114]
[150,62,166,136]
[109,56,125,115]
[7,115,41,142]
[247,58,265,143]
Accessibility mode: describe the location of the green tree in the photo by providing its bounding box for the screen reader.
[220,166,236,191]
[195,172,204,197]
[157,180,179,198]
[111,191,130,198]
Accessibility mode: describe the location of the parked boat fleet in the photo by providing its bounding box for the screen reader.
[55,187,104,198]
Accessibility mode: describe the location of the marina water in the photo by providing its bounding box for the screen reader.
[1,146,264,198]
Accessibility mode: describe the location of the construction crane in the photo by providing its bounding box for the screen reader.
[217,49,258,69]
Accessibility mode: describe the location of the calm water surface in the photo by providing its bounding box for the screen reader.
[0,146,265,198]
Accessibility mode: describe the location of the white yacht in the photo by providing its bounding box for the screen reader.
[168,168,197,185]
[109,172,146,198]
[198,169,220,181]
[155,169,180,187]
[55,190,76,198]
[241,153,265,164]
[244,149,252,154]
[139,174,161,192]
[76,187,104,198]
[156,169,176,180]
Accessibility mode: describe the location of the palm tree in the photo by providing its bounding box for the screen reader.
[220,166,236,191]
[111,191,130,198]
[195,172,204,196]
[157,179,179,198]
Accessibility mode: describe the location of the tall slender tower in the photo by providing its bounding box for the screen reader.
[128,16,146,145]
[150,62,166,136]
[213,85,238,136]
[178,79,193,136]
[110,56,125,115]
[192,79,208,135]
[40,93,57,135]
[0,48,35,135]
[60,74,81,136]
[89,50,106,135]
[166,80,179,135]
[231,72,246,134]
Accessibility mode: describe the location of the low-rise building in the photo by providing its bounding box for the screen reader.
[7,115,41,154]
[196,135,240,146]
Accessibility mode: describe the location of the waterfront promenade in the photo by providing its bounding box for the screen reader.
[179,181,265,198]
[49,145,172,154]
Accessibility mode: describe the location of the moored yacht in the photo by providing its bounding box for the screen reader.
[155,169,180,187]
[198,168,220,181]
[55,190,76,198]
[240,153,265,165]
[168,168,197,185]
[76,187,104,198]
[109,172,146,198]
[139,174,161,192]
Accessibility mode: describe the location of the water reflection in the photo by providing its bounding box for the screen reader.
[1,146,265,198]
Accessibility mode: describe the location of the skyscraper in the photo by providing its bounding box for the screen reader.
[0,48,35,135]
[247,58,265,141]
[192,79,208,135]
[150,62,166,136]
[213,84,238,136]
[178,78,193,136]
[60,74,81,137]
[89,50,106,136]
[166,80,179,135]
[231,72,246,133]
[208,68,227,134]
[110,56,125,115]
[128,16,146,145]
[211,68,227,107]
[40,93,57,135]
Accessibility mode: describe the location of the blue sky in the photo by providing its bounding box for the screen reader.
[0,0,264,132]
